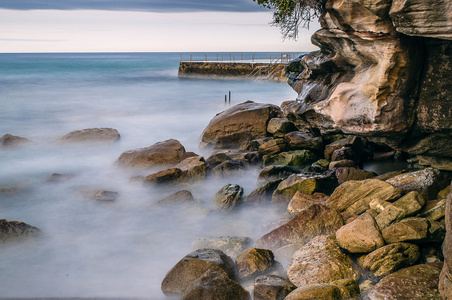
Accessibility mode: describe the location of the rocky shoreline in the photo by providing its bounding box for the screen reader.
[3,98,450,299]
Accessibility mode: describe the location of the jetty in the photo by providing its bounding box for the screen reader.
[178,53,302,82]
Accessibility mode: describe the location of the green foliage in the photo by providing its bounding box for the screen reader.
[254,0,325,39]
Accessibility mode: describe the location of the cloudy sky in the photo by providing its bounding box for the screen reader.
[0,0,320,53]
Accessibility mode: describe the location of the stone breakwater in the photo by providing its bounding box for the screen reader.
[2,100,451,299]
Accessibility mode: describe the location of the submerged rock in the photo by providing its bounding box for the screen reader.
[0,134,30,148]
[213,184,244,212]
[200,101,281,149]
[59,128,120,143]
[156,190,195,206]
[116,139,185,170]
[192,236,252,258]
[244,180,282,204]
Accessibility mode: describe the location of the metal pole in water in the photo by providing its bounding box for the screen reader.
[229,91,231,104]
[225,95,227,104]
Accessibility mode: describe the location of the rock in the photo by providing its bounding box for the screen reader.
[0,219,40,244]
[211,160,245,178]
[389,0,452,39]
[287,192,329,214]
[235,248,275,280]
[46,173,75,183]
[0,134,30,148]
[253,275,296,300]
[263,150,316,167]
[327,179,404,220]
[254,204,343,251]
[213,131,253,149]
[329,159,357,169]
[228,151,261,167]
[284,284,342,300]
[0,187,25,194]
[156,190,194,206]
[175,156,206,182]
[273,243,305,267]
[418,199,446,221]
[310,159,330,172]
[239,137,273,152]
[392,191,425,216]
[257,165,300,186]
[243,180,282,204]
[386,167,445,200]
[331,146,357,162]
[330,278,360,300]
[258,139,287,156]
[439,185,452,298]
[335,167,375,185]
[438,185,451,199]
[116,139,185,170]
[267,118,296,138]
[418,155,452,172]
[324,137,364,161]
[59,128,119,143]
[180,269,251,300]
[361,243,420,277]
[336,212,385,253]
[192,236,252,258]
[200,101,281,149]
[363,263,443,300]
[374,205,406,229]
[286,235,360,286]
[272,173,337,205]
[206,152,231,169]
[143,168,184,185]
[374,169,407,181]
[213,184,244,212]
[284,131,324,153]
[79,189,118,202]
[381,217,429,244]
[161,249,237,295]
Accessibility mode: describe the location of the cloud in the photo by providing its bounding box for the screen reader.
[0,0,267,12]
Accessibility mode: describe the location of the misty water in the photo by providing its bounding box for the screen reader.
[0,53,298,298]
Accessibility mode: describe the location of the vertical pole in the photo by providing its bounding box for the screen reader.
[222,54,223,62]
[205,54,207,63]
[180,54,182,62]
[190,54,192,62]
[228,91,231,104]
[233,55,235,63]
[225,95,227,104]
[230,54,232,61]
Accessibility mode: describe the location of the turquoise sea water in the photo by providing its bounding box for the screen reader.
[0,52,298,298]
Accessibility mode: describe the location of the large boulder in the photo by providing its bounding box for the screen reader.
[336,212,385,253]
[254,204,343,251]
[161,249,237,295]
[213,184,244,212]
[116,139,185,170]
[326,179,404,220]
[175,155,207,182]
[180,269,251,300]
[287,192,329,214]
[0,219,40,244]
[286,235,360,286]
[363,263,443,299]
[60,128,120,143]
[200,101,281,149]
[235,248,275,280]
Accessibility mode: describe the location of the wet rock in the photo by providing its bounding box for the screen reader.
[381,217,429,244]
[440,185,452,298]
[257,165,300,186]
[310,159,330,172]
[0,219,40,244]
[286,235,360,286]
[284,284,341,300]
[272,173,337,205]
[361,243,420,277]
[254,204,343,251]
[213,184,244,212]
[330,278,360,300]
[46,173,75,183]
[331,146,358,162]
[386,167,445,200]
[326,179,403,221]
[156,190,194,206]
[213,131,253,150]
[211,160,245,178]
[161,249,237,295]
[206,152,231,169]
[324,137,364,161]
[363,263,443,300]
[0,134,30,148]
[287,191,329,214]
[238,137,273,152]
[335,167,375,185]
[418,199,446,221]
[116,139,185,170]
[336,212,385,253]
[258,139,287,156]
[228,151,260,167]
[263,150,316,167]
[60,128,119,143]
[236,248,275,280]
[175,155,206,182]
[438,185,451,199]
[267,118,296,138]
[143,168,184,185]
[329,159,357,169]
[253,275,296,300]
[180,269,251,300]
[192,236,252,258]
[200,101,281,149]
[284,131,324,153]
[244,180,282,204]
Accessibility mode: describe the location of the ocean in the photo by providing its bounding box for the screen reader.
[0,52,298,298]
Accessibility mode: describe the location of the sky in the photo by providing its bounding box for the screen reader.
[0,0,320,53]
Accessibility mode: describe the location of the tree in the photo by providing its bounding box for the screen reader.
[253,0,326,40]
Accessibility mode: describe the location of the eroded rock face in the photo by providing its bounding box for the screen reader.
[200,101,281,149]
